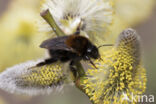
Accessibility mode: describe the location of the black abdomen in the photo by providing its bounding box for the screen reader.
[48,50,79,62]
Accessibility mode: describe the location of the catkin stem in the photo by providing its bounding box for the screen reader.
[40,9,65,36]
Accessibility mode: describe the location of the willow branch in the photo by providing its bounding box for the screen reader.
[40,9,65,36]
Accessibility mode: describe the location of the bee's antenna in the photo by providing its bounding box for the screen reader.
[98,44,114,49]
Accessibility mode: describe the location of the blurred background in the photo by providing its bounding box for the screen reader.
[0,0,156,104]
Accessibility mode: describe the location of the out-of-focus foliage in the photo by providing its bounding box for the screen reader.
[0,0,48,71]
[114,0,155,26]
[89,0,155,49]
[0,96,7,104]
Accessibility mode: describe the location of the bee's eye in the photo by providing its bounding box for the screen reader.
[87,48,92,53]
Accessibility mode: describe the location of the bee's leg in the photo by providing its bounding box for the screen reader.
[69,60,78,78]
[36,58,57,67]
[85,56,98,69]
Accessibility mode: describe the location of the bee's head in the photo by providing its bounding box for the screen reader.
[86,45,100,59]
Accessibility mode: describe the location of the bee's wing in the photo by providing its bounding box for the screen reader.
[40,36,72,51]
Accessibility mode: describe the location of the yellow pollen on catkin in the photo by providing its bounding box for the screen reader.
[82,29,147,104]
[18,64,64,88]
